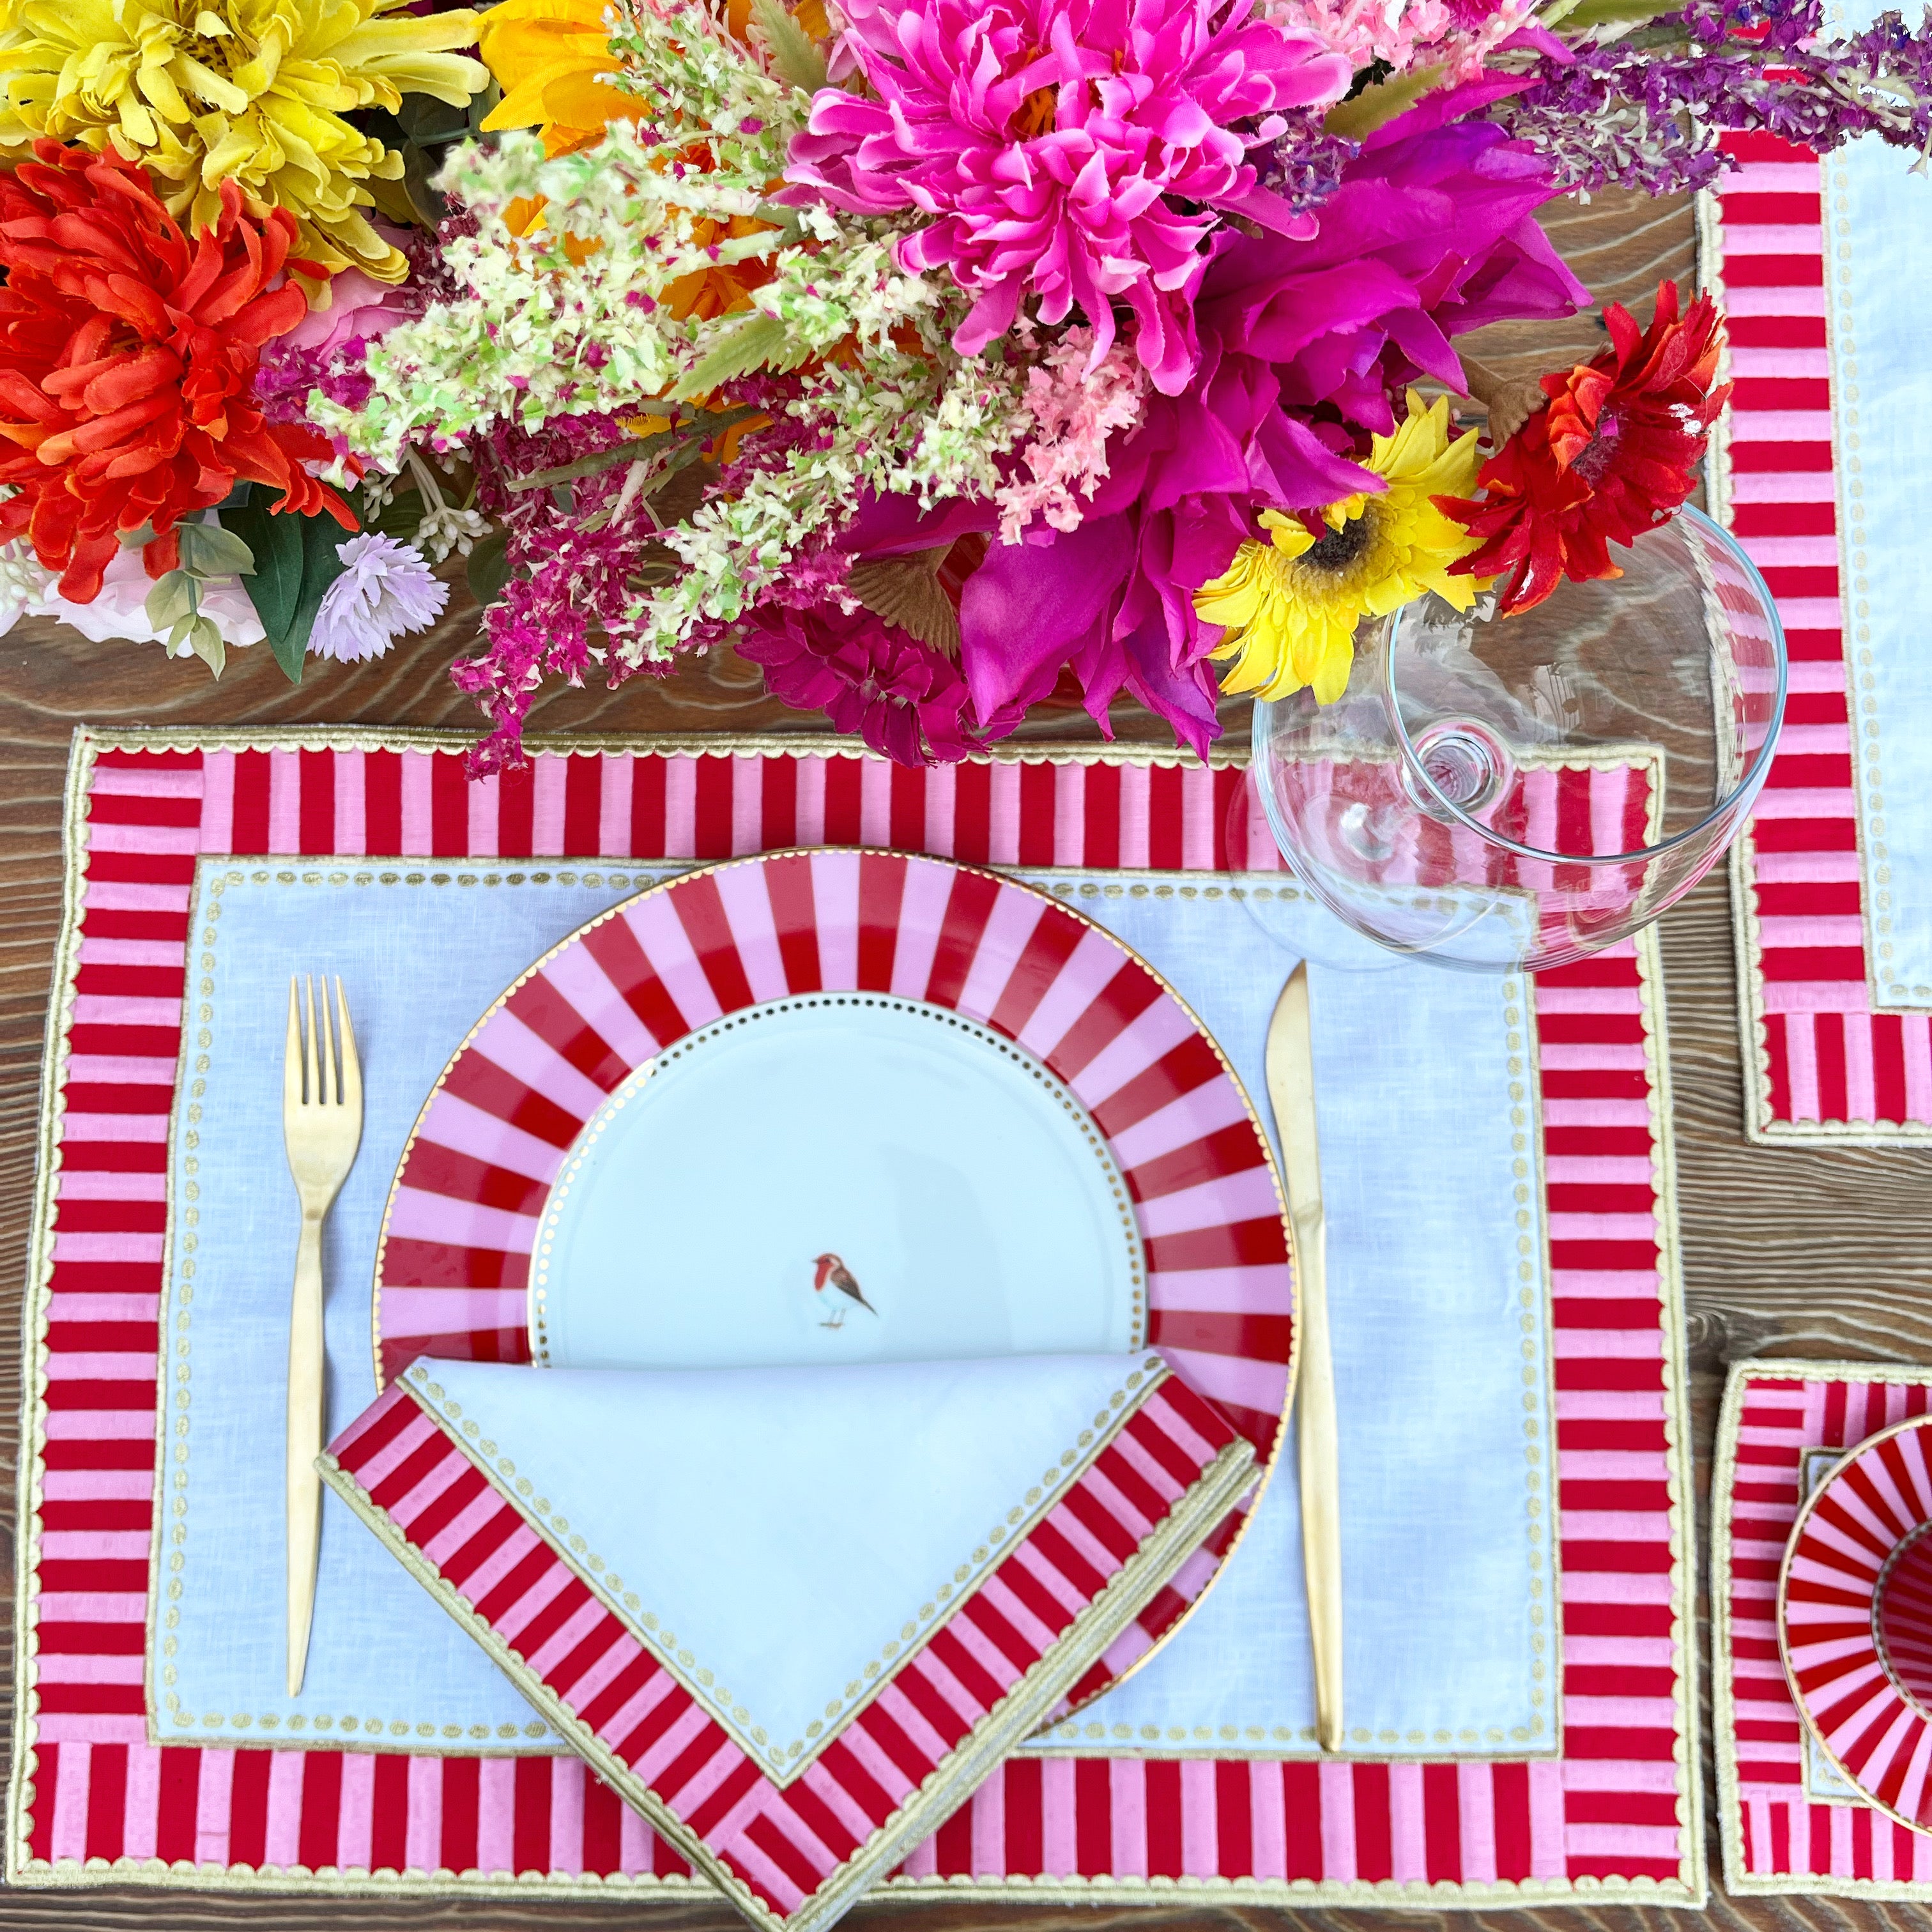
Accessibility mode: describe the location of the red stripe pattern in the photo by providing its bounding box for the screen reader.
[324,1365,1245,1928]
[375,850,1294,1466]
[1717,1369,1932,1892]
[1716,134,1932,1133]
[13,736,1696,1903]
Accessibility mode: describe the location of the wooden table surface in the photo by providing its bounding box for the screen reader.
[6,187,1928,1932]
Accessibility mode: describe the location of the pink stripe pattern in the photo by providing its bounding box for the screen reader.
[323,1365,1246,1929]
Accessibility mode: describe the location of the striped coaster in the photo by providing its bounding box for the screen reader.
[1714,1361,1932,1894]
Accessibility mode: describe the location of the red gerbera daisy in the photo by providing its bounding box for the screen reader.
[0,141,356,604]
[1438,282,1733,616]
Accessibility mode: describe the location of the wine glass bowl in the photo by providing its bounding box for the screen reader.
[1250,506,1787,973]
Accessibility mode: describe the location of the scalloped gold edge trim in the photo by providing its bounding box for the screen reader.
[321,1401,1260,1932]
[1712,1359,1932,1895]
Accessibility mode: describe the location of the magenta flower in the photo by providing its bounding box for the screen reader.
[788,0,1353,393]
[737,603,983,766]
[955,105,1590,755]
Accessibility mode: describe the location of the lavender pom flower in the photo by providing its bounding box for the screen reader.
[309,535,449,663]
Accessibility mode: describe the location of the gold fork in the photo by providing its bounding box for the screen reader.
[282,974,362,1697]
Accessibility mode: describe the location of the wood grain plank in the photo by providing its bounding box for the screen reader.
[3,186,1906,1928]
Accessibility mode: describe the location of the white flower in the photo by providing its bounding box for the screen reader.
[309,535,449,663]
[24,520,264,654]
[413,501,490,563]
[0,539,52,638]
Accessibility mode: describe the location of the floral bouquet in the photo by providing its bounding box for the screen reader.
[2,0,1928,769]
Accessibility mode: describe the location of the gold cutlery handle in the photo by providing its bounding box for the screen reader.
[1295,1204,1344,1752]
[287,1210,325,1698]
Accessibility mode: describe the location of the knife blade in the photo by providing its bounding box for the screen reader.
[1266,961,1344,1752]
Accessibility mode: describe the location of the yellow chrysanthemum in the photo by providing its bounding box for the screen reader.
[1195,390,1492,706]
[0,0,489,283]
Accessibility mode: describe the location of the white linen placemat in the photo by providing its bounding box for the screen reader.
[154,861,1554,1758]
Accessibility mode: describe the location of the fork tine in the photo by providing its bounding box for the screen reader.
[334,979,360,1113]
[303,973,319,1110]
[318,969,337,1107]
[284,977,303,1114]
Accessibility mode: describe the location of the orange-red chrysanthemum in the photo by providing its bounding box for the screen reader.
[0,141,356,603]
[1438,282,1733,615]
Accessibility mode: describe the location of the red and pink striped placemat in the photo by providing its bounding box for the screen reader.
[1710,134,1932,1140]
[1713,1361,1932,1894]
[9,727,1701,1906]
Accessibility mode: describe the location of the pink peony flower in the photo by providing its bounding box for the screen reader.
[253,246,424,431]
[279,266,416,359]
[788,0,1354,393]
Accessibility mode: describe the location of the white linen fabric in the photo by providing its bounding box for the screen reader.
[157,857,1554,1758]
[406,1353,1169,1773]
[1019,879,1557,1755]
[1829,118,1932,1006]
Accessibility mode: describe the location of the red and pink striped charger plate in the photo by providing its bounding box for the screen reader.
[1713,134,1932,1139]
[1782,1417,1932,1832]
[13,732,1701,1905]
[374,845,1298,1715]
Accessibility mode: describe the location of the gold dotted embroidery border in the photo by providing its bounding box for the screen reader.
[532,990,1146,1366]
[404,1352,1171,1784]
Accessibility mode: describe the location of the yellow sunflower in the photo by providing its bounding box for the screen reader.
[1195,391,1491,706]
[0,0,489,283]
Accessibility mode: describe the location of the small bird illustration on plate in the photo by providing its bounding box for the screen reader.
[812,1252,877,1330]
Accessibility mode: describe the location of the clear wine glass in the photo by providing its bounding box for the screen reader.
[1249,505,1787,973]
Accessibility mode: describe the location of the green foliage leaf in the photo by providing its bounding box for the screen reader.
[144,571,195,633]
[219,498,352,683]
[466,528,511,609]
[281,514,354,668]
[747,0,827,94]
[400,139,448,227]
[1558,0,1678,22]
[181,613,226,679]
[1322,61,1446,141]
[221,496,305,677]
[176,519,257,578]
[673,312,804,401]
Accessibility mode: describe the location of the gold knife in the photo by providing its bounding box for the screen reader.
[1266,962,1344,1751]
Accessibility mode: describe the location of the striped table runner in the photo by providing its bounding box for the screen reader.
[1713,1363,1932,1894]
[9,728,1702,1906]
[1712,133,1932,1139]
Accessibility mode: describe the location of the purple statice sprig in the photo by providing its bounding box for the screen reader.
[1492,2,1932,197]
[1257,108,1364,216]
